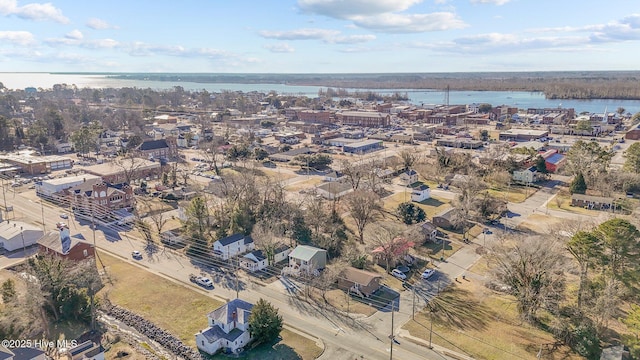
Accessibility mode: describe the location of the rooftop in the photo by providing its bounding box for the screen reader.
[289,245,327,261]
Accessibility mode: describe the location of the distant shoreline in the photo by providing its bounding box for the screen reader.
[90,71,640,101]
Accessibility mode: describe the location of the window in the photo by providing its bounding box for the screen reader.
[83,249,88,257]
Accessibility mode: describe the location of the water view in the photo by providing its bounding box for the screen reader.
[2,72,640,115]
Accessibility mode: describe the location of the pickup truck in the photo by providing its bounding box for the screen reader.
[189,274,214,289]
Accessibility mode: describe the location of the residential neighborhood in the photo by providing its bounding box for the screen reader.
[0,79,639,360]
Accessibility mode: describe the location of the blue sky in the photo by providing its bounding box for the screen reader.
[1,0,639,73]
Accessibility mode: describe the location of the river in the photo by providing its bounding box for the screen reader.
[2,72,640,115]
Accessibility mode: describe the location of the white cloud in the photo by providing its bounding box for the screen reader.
[0,0,68,23]
[470,0,511,5]
[259,28,339,40]
[413,32,588,54]
[65,29,83,40]
[298,0,422,19]
[86,17,118,30]
[330,34,376,44]
[351,12,467,33]
[297,0,466,33]
[264,43,295,53]
[0,30,35,45]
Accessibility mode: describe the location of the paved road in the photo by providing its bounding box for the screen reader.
[3,188,453,360]
[0,174,609,360]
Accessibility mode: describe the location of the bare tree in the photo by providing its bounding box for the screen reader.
[340,159,366,191]
[399,149,420,171]
[113,153,149,185]
[368,223,412,272]
[251,220,286,265]
[486,235,566,323]
[345,190,383,244]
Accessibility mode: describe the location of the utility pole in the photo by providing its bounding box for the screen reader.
[389,301,395,360]
[40,198,45,232]
[412,286,416,319]
[20,226,25,254]
[235,256,239,299]
[1,177,7,219]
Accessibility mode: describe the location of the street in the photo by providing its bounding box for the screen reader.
[0,173,608,360]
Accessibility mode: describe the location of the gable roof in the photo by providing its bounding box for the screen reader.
[341,267,382,286]
[200,325,245,343]
[243,250,266,263]
[207,299,253,325]
[37,231,89,254]
[215,233,253,246]
[289,245,326,261]
[402,169,417,176]
[139,139,169,151]
[0,346,13,360]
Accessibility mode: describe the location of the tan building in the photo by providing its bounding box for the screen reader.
[338,267,382,298]
[337,111,390,127]
[83,158,161,184]
[298,110,333,124]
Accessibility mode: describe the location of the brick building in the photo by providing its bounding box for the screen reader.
[298,110,333,124]
[337,111,390,127]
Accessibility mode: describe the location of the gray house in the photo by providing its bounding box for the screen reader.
[288,245,327,273]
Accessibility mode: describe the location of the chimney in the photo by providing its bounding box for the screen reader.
[232,310,237,328]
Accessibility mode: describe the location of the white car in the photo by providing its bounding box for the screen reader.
[421,269,436,280]
[391,269,407,280]
[131,250,142,259]
[60,213,69,219]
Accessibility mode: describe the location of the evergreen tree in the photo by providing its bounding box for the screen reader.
[249,299,283,345]
[396,202,427,225]
[535,155,548,174]
[570,172,587,194]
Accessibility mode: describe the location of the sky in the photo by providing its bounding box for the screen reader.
[1,0,640,73]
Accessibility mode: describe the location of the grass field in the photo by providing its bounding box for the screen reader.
[486,187,530,203]
[402,260,581,360]
[96,252,321,358]
[96,252,222,347]
[284,177,323,192]
[517,213,564,233]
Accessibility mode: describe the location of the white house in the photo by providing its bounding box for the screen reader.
[512,166,541,185]
[240,250,267,272]
[195,299,254,355]
[399,170,418,186]
[273,245,292,264]
[0,221,45,252]
[213,233,255,260]
[411,184,431,202]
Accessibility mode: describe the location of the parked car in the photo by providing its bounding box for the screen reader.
[391,269,407,280]
[421,269,436,280]
[395,266,410,273]
[189,274,214,288]
[60,213,69,219]
[131,250,142,259]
